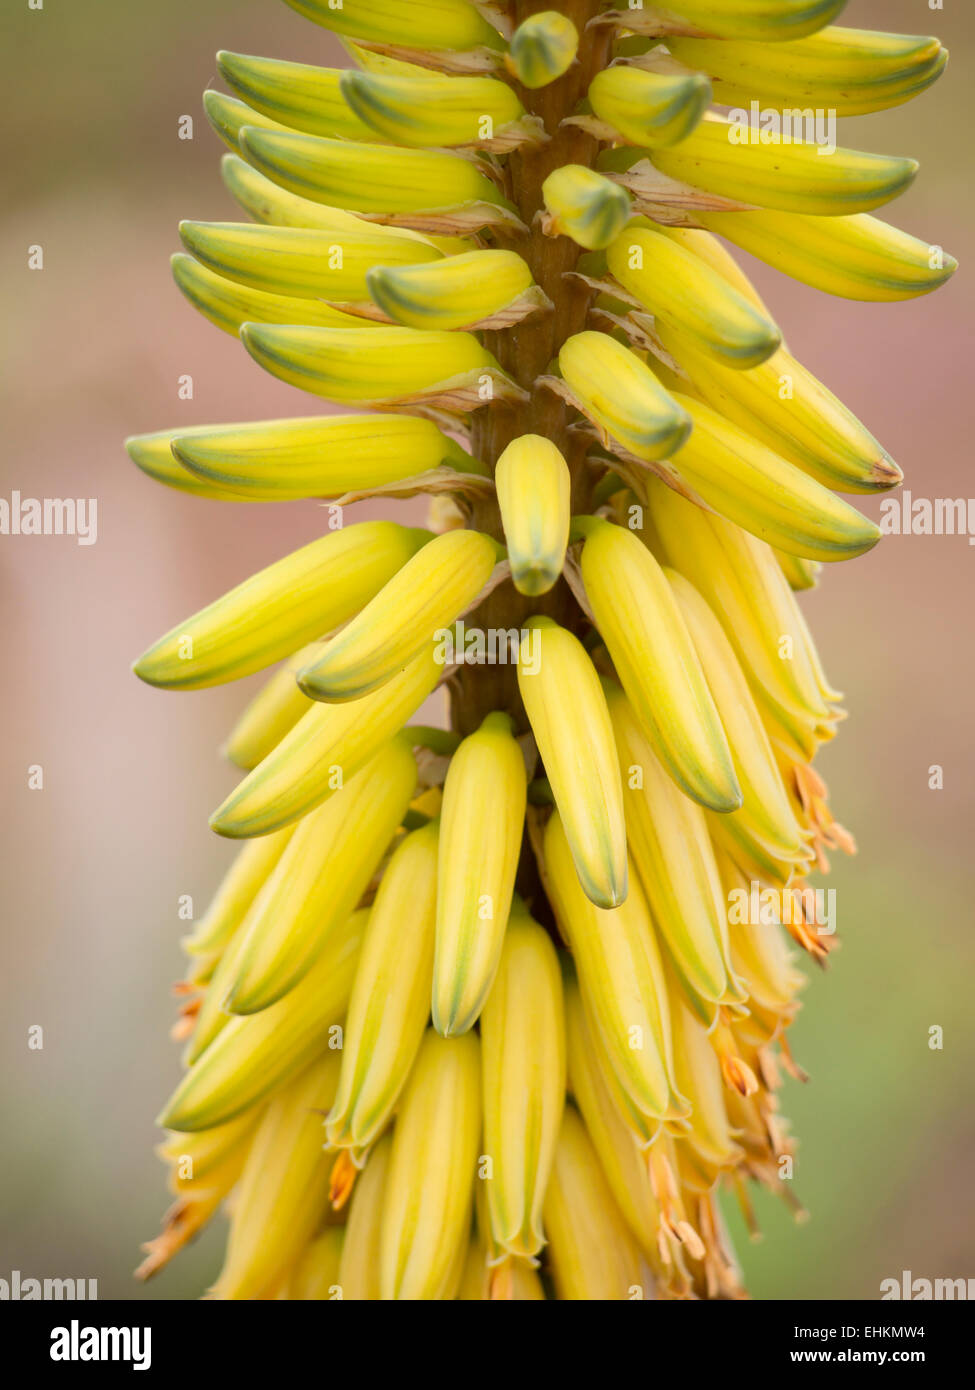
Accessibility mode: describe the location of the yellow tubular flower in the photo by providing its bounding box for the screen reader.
[340,70,534,149]
[541,165,632,252]
[563,974,669,1270]
[664,569,810,878]
[605,680,744,1023]
[282,0,505,54]
[650,117,917,218]
[210,645,440,838]
[216,51,381,141]
[507,12,578,90]
[604,222,782,369]
[558,331,691,463]
[181,824,295,959]
[297,529,499,703]
[133,522,429,690]
[222,647,318,770]
[665,395,881,562]
[224,736,417,1013]
[170,414,479,502]
[433,713,527,1036]
[178,219,443,302]
[210,1054,341,1299]
[159,909,364,1132]
[326,820,439,1152]
[588,65,713,148]
[543,811,685,1131]
[632,2,848,44]
[367,250,548,332]
[379,1031,481,1300]
[517,617,627,909]
[667,28,947,117]
[132,0,953,1299]
[170,251,364,337]
[285,1228,345,1301]
[219,150,463,241]
[136,1111,261,1280]
[543,1108,649,1301]
[578,517,741,813]
[495,435,570,596]
[337,1134,393,1302]
[239,322,521,407]
[238,125,514,220]
[667,978,744,1189]
[645,480,838,761]
[657,322,902,494]
[480,907,565,1259]
[697,208,956,301]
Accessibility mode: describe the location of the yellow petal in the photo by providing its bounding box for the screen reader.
[542,1108,649,1300]
[226,736,417,1012]
[379,1030,482,1300]
[326,820,439,1151]
[298,529,499,703]
[210,646,441,838]
[480,908,565,1258]
[134,522,429,689]
[517,617,628,909]
[433,713,527,1035]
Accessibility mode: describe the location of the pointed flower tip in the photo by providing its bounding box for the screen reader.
[511,561,561,597]
[581,864,629,912]
[708,781,744,816]
[507,10,579,90]
[208,805,246,840]
[131,653,159,686]
[201,89,226,120]
[295,665,328,701]
[219,978,253,1015]
[875,452,904,488]
[154,1102,177,1130]
[432,1009,468,1041]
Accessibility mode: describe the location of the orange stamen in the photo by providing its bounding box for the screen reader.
[329,1150,358,1211]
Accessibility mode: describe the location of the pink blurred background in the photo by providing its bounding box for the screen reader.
[1,0,972,1299]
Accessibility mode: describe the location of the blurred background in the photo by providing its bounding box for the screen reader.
[1,0,972,1300]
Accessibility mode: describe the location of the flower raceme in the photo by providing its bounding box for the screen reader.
[130,0,954,1300]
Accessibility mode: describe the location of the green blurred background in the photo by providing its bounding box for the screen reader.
[1,0,972,1300]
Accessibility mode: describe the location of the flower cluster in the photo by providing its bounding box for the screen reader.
[130,0,952,1299]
